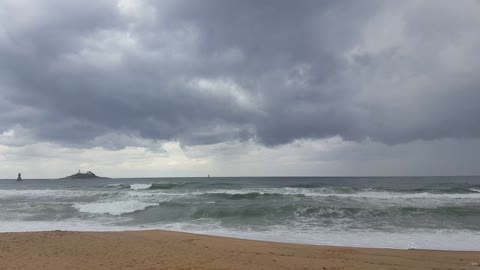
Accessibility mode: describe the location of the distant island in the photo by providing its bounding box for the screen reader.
[59,171,110,180]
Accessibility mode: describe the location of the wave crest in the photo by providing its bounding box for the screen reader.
[130,184,152,190]
[73,200,158,216]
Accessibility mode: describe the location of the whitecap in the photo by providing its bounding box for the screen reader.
[130,184,152,190]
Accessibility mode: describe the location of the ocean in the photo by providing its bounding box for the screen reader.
[1,176,480,250]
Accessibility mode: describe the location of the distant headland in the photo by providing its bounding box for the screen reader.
[59,170,110,180]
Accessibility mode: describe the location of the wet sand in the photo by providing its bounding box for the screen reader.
[0,230,479,270]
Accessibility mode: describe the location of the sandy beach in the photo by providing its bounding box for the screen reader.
[0,230,478,270]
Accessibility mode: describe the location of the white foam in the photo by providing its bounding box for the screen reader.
[203,188,480,199]
[130,184,152,190]
[470,188,480,193]
[0,220,134,232]
[73,200,157,215]
[158,222,480,251]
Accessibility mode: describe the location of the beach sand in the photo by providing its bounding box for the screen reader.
[0,230,479,270]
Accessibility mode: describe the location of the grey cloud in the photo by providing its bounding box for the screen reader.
[1,0,480,149]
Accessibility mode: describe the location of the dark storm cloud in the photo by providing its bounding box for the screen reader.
[1,0,480,149]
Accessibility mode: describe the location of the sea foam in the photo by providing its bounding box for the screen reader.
[157,222,480,251]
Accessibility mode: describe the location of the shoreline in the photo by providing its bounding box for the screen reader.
[1,230,479,270]
[1,226,478,251]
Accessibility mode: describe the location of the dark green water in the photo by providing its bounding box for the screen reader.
[1,176,479,250]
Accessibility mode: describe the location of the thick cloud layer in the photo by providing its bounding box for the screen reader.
[1,0,480,149]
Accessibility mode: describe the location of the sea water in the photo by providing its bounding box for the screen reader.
[1,176,480,250]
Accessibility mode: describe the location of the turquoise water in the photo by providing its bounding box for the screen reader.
[1,176,480,250]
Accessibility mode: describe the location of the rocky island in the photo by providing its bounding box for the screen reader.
[59,170,110,180]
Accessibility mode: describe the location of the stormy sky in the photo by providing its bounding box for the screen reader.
[1,0,480,178]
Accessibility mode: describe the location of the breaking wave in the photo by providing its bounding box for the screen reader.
[130,184,152,190]
[73,200,158,216]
